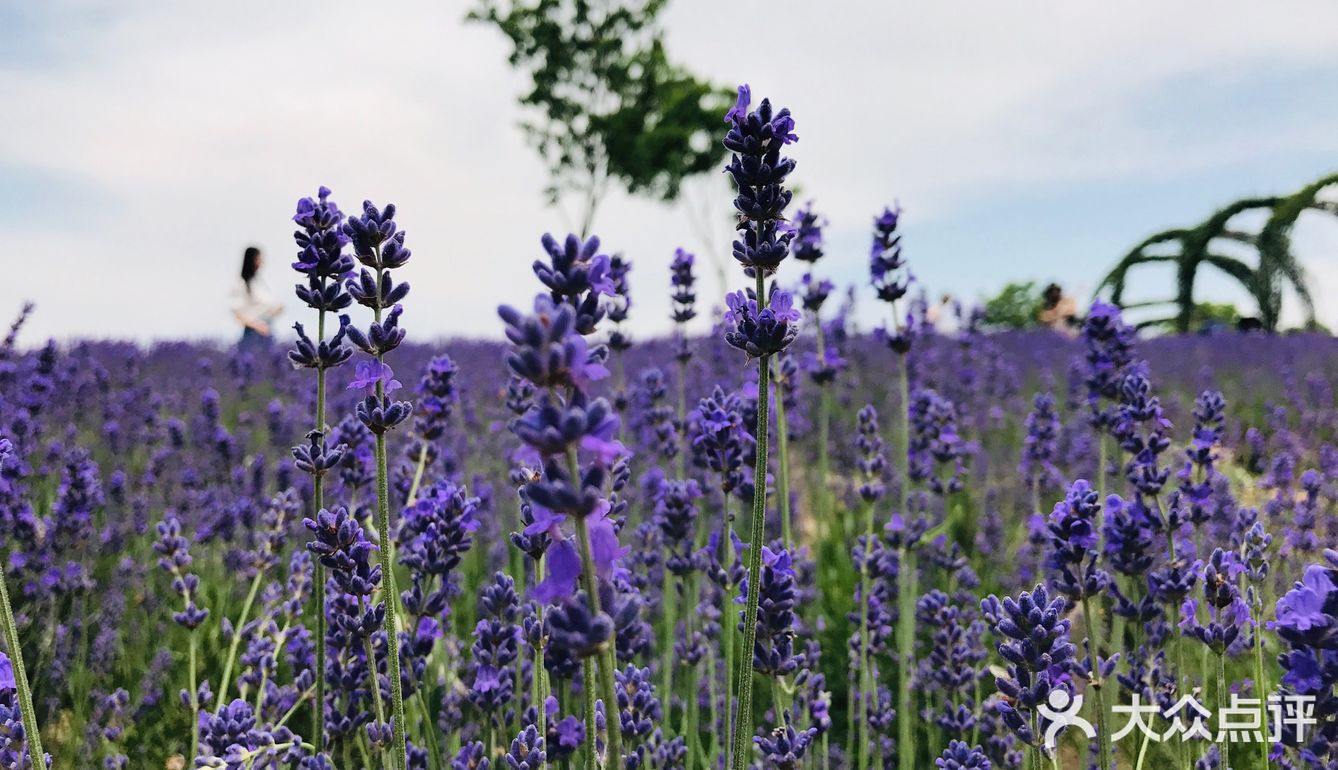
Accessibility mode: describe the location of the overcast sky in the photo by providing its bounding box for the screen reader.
[3,1,1337,345]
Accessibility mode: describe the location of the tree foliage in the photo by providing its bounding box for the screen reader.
[469,0,732,236]
[980,281,1042,330]
[1096,172,1338,332]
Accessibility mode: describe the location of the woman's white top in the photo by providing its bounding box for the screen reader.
[230,277,281,325]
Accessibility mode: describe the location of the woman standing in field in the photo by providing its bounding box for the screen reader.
[1037,282,1079,335]
[230,246,283,349]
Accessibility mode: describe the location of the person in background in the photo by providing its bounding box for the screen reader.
[926,293,962,336]
[231,246,283,349]
[1037,282,1078,335]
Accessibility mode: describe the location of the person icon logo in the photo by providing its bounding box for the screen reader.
[1038,689,1096,750]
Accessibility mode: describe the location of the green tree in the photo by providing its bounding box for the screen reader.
[469,0,732,236]
[980,281,1042,330]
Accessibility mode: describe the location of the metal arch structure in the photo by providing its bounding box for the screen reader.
[1096,173,1338,332]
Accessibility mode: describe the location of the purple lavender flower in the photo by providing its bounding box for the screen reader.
[1272,553,1338,756]
[653,479,701,575]
[688,386,753,496]
[870,206,909,305]
[543,592,613,679]
[908,388,966,495]
[1080,302,1136,434]
[937,741,992,770]
[855,405,886,503]
[1019,392,1061,499]
[917,590,987,733]
[291,186,354,312]
[668,248,698,326]
[723,289,801,359]
[414,354,459,441]
[738,546,802,677]
[1177,390,1225,527]
[544,695,585,762]
[498,296,610,391]
[469,573,521,716]
[1113,369,1173,497]
[1179,549,1248,655]
[754,723,817,770]
[502,724,545,770]
[787,201,825,264]
[1045,480,1110,601]
[723,83,797,275]
[981,585,1075,749]
[798,273,834,314]
[534,233,616,335]
[153,517,209,630]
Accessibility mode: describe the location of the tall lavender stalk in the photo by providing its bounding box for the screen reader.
[345,200,415,770]
[772,355,798,548]
[153,516,211,761]
[0,459,43,770]
[870,203,913,770]
[721,83,800,770]
[853,405,886,770]
[1044,481,1112,770]
[669,246,703,762]
[288,186,355,751]
[503,232,627,768]
[792,203,836,545]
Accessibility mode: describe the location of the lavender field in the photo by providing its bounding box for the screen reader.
[3,84,1338,770]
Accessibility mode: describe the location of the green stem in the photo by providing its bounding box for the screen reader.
[374,429,409,770]
[1215,652,1229,770]
[660,568,677,705]
[365,635,388,723]
[534,553,549,770]
[893,343,910,518]
[857,500,875,770]
[218,570,265,703]
[573,511,624,768]
[0,569,44,770]
[1134,729,1151,770]
[415,687,443,770]
[407,443,429,506]
[581,655,597,770]
[814,322,831,530]
[1253,602,1269,770]
[721,488,736,767]
[1159,500,1192,770]
[683,656,701,770]
[361,236,409,770]
[277,684,316,729]
[1030,713,1040,770]
[189,631,200,761]
[675,353,688,480]
[1080,596,1111,770]
[895,546,917,770]
[1097,435,1107,509]
[485,718,495,764]
[313,305,329,752]
[708,640,722,766]
[773,382,793,549]
[772,678,788,727]
[732,270,772,770]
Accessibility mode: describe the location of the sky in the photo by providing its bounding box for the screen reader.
[2,1,1337,345]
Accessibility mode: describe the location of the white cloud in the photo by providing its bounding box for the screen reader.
[1,0,1336,343]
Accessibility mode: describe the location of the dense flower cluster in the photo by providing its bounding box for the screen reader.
[6,92,1338,770]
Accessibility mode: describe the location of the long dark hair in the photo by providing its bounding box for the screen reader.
[240,246,262,293]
